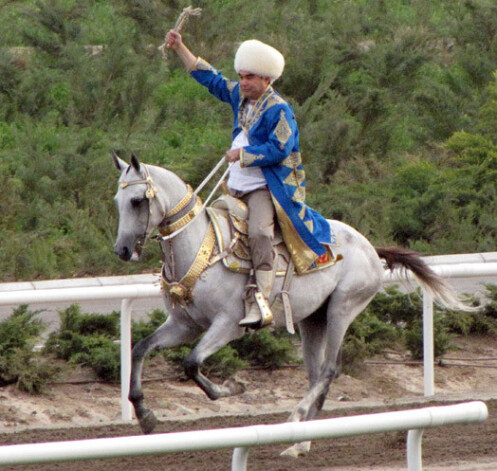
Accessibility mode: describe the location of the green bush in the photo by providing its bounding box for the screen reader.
[58,304,119,337]
[45,306,300,382]
[20,281,497,391]
[344,286,486,365]
[2,0,497,281]
[44,304,120,382]
[343,310,399,372]
[443,285,497,336]
[404,315,454,360]
[231,328,301,370]
[131,309,166,346]
[0,305,55,393]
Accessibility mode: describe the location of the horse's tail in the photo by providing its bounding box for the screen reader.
[376,246,477,311]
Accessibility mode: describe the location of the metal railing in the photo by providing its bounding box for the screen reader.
[0,252,496,420]
[0,401,487,471]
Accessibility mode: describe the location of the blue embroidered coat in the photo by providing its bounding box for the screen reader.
[190,58,333,273]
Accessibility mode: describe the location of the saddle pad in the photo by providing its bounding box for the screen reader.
[206,206,341,276]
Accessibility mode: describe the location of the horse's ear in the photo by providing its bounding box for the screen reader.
[111,150,128,172]
[130,153,141,172]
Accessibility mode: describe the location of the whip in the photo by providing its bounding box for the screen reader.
[156,5,225,241]
[158,6,202,61]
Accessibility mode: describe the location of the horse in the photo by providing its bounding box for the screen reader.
[112,152,470,457]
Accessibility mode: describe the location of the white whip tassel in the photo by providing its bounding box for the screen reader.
[158,6,202,61]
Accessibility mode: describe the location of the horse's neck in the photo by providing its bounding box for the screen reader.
[148,164,189,213]
[150,165,210,279]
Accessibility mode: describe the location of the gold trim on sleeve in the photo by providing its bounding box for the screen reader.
[240,149,265,167]
[192,57,219,74]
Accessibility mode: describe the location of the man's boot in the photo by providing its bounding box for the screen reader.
[239,269,274,328]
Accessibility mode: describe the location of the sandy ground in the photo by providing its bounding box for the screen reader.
[0,335,495,431]
[0,334,495,470]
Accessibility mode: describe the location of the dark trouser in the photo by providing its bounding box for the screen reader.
[233,188,275,272]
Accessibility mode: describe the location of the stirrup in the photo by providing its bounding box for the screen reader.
[239,292,273,328]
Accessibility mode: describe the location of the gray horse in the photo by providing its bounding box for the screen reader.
[113,152,469,457]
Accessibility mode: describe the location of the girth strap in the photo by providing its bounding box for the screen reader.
[271,259,295,334]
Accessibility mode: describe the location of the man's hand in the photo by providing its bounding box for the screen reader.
[165,30,182,50]
[224,148,241,163]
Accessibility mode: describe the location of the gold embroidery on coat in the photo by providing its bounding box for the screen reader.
[281,152,302,168]
[293,185,306,203]
[272,198,320,274]
[283,168,305,188]
[274,110,292,150]
[238,87,287,132]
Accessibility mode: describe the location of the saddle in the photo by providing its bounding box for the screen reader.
[207,195,339,275]
[206,195,342,332]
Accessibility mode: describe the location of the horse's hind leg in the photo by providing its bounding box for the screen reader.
[281,304,330,457]
[282,281,380,457]
[297,303,333,417]
[129,316,201,434]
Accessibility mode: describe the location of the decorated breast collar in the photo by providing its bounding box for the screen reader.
[159,185,203,236]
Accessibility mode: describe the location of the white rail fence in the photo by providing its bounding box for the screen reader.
[0,401,487,471]
[0,252,496,421]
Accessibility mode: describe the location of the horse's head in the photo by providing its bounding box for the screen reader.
[112,151,168,261]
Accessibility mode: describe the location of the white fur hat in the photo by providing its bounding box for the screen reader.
[234,40,285,83]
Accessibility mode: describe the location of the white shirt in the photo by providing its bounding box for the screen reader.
[227,106,266,192]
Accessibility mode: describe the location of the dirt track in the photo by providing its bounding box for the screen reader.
[0,334,496,470]
[0,398,494,471]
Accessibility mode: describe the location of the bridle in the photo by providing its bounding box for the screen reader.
[118,164,202,243]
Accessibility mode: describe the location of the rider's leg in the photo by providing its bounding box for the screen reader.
[239,188,275,328]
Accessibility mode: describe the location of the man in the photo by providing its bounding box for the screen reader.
[165,31,332,328]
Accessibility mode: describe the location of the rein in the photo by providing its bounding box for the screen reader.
[161,157,230,242]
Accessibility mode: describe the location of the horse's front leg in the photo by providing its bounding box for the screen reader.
[129,316,201,434]
[184,317,245,400]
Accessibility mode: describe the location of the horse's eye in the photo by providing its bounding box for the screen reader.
[130,197,145,208]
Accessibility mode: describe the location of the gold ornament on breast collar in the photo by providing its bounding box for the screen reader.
[161,221,217,305]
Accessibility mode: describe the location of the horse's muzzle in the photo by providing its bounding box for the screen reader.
[114,238,143,262]
[114,245,133,261]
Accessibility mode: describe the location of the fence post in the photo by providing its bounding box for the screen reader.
[120,298,134,421]
[407,428,424,470]
[232,447,249,471]
[422,290,434,396]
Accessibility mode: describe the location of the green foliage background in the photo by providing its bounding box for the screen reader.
[1,0,497,281]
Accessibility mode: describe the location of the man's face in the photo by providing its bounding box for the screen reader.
[239,71,270,101]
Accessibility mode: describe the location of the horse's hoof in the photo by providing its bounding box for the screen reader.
[138,410,158,434]
[280,441,311,458]
[222,378,246,396]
